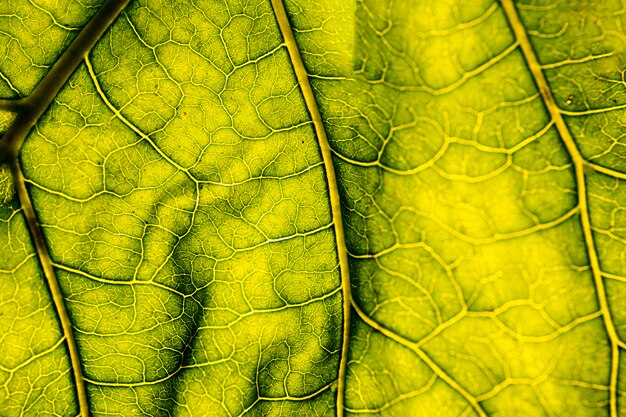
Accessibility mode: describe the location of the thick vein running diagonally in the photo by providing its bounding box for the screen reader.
[0,0,132,160]
[0,1,132,416]
[269,0,353,415]
[351,301,488,417]
[500,1,621,416]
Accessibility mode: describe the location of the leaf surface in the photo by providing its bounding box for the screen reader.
[0,0,625,416]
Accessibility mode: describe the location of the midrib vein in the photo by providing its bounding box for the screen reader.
[0,1,131,416]
[10,159,90,415]
[269,1,352,415]
[500,1,620,415]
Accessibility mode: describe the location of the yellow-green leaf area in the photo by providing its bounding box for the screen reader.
[0,0,106,98]
[0,183,76,416]
[2,0,626,416]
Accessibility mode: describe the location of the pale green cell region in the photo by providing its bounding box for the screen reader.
[518,5,626,414]
[0,190,76,416]
[517,0,626,112]
[0,110,17,136]
[517,0,626,166]
[344,318,481,417]
[0,164,14,203]
[566,111,626,169]
[20,0,343,415]
[283,0,356,76]
[293,0,614,414]
[588,171,626,342]
[0,0,106,98]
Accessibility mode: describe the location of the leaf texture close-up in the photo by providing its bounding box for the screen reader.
[1,0,625,415]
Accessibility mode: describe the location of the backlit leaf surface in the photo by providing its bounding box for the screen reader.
[1,0,625,416]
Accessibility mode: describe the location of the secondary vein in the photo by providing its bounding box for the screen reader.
[0,1,132,416]
[268,1,353,415]
[352,300,488,417]
[0,0,132,160]
[500,1,620,415]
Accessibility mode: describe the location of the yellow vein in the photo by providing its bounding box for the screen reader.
[84,56,196,181]
[500,1,620,415]
[587,161,626,181]
[344,374,437,414]
[351,301,487,417]
[0,1,132,416]
[269,1,353,415]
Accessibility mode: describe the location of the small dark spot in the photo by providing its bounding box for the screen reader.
[301,140,305,144]
[541,87,555,105]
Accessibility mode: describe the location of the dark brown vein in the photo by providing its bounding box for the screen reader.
[0,1,132,416]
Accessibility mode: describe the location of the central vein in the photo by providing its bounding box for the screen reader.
[500,1,620,415]
[269,0,353,414]
[0,1,132,416]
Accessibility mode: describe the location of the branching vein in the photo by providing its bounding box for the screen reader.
[500,1,621,415]
[269,1,353,415]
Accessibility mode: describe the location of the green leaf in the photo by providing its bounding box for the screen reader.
[0,0,624,416]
